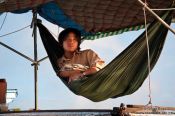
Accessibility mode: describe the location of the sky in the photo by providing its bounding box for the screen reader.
[0,11,175,110]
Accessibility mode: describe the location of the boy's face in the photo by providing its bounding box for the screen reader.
[63,32,78,52]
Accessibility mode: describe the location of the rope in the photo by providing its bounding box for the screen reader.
[47,28,58,39]
[143,1,152,106]
[0,13,7,31]
[0,21,57,41]
[0,25,30,38]
[58,26,60,37]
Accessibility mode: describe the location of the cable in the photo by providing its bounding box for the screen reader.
[46,27,58,39]
[0,25,30,38]
[49,29,58,39]
[0,12,7,31]
[58,26,60,37]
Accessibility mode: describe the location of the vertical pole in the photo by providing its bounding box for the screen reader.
[33,9,38,110]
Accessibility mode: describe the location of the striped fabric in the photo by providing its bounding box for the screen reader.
[84,25,145,40]
[37,10,172,101]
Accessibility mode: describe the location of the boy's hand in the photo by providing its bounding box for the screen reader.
[68,71,83,83]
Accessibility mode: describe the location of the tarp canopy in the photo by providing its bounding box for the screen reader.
[0,0,53,12]
[0,0,174,39]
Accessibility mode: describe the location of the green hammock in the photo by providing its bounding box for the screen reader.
[37,10,172,102]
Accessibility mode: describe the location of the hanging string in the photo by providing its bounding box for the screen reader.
[57,26,60,37]
[0,12,7,31]
[47,27,58,39]
[143,1,152,106]
[0,25,30,38]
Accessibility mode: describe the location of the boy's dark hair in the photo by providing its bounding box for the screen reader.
[58,28,81,51]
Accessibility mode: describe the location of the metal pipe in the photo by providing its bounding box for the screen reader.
[0,41,35,63]
[137,0,175,35]
[32,9,38,111]
[38,56,48,63]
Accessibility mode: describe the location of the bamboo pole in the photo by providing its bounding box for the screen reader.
[137,0,175,35]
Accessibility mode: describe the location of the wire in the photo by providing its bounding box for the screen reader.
[0,12,7,31]
[58,26,60,37]
[143,1,152,106]
[49,30,58,39]
[0,25,30,38]
[46,27,58,39]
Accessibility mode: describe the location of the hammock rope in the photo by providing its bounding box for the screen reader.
[143,1,152,106]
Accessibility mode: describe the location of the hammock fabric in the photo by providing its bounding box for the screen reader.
[37,10,172,102]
